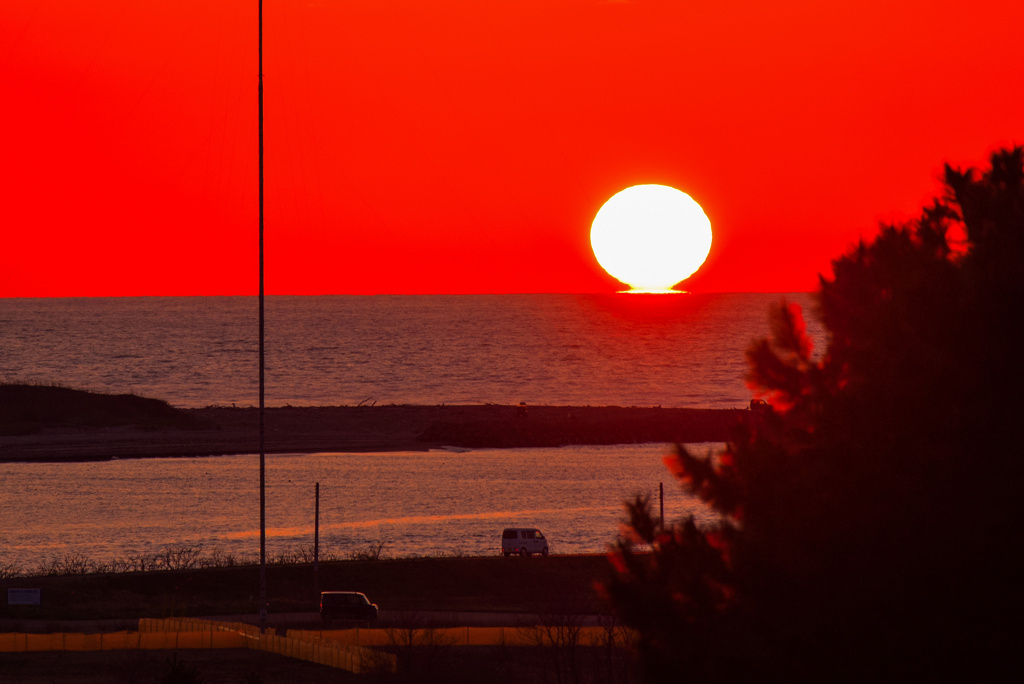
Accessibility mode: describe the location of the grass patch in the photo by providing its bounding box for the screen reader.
[0,555,614,620]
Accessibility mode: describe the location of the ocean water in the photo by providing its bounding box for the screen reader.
[0,293,823,568]
[0,293,823,409]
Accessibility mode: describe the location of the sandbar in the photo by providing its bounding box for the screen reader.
[0,404,748,463]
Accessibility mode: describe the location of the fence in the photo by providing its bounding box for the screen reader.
[1,618,635,674]
[0,618,394,675]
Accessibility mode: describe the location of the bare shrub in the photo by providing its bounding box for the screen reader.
[269,549,295,565]
[589,614,635,684]
[124,552,154,572]
[267,544,320,564]
[31,559,56,577]
[35,552,96,576]
[360,648,400,676]
[154,544,203,570]
[348,541,387,561]
[161,652,205,684]
[61,552,96,575]
[0,561,21,579]
[103,555,152,574]
[292,544,317,563]
[521,594,592,684]
[103,557,130,574]
[202,548,241,568]
[318,547,345,562]
[384,611,460,679]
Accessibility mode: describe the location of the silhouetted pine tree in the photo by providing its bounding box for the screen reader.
[605,148,1024,681]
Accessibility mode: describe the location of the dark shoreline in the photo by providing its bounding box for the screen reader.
[0,404,747,463]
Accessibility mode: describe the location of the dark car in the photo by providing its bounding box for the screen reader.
[320,591,379,623]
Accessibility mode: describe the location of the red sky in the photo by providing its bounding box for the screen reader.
[2,1,1022,296]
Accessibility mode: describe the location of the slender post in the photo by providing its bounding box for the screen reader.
[659,482,664,528]
[314,482,320,594]
[258,0,267,632]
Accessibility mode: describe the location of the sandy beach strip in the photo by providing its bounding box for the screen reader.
[0,404,748,462]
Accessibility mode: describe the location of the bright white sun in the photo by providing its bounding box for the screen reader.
[591,184,712,292]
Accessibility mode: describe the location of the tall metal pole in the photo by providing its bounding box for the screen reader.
[314,482,320,595]
[659,482,664,529]
[258,0,267,632]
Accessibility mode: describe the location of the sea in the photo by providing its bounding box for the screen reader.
[0,293,823,570]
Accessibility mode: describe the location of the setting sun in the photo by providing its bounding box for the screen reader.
[590,184,713,292]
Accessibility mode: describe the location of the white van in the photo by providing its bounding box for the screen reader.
[502,528,549,556]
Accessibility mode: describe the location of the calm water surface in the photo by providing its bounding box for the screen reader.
[0,444,722,570]
[0,293,820,568]
[0,293,823,409]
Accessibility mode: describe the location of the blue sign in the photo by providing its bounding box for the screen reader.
[7,588,41,606]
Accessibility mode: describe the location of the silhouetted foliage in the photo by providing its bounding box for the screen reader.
[160,653,205,684]
[606,148,1024,681]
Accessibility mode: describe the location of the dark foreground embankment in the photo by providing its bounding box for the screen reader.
[0,554,614,625]
[1,385,749,461]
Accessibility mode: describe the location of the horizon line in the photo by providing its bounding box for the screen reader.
[0,289,816,300]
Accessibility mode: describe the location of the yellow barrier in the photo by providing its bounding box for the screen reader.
[139,617,393,674]
[0,633,25,652]
[0,619,387,674]
[63,633,91,651]
[25,633,62,651]
[102,632,140,650]
[0,619,632,671]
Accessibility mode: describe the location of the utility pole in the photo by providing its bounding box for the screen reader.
[314,482,320,595]
[258,0,267,633]
[659,482,664,529]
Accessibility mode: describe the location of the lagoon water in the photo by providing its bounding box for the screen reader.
[0,293,822,568]
[0,444,726,570]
